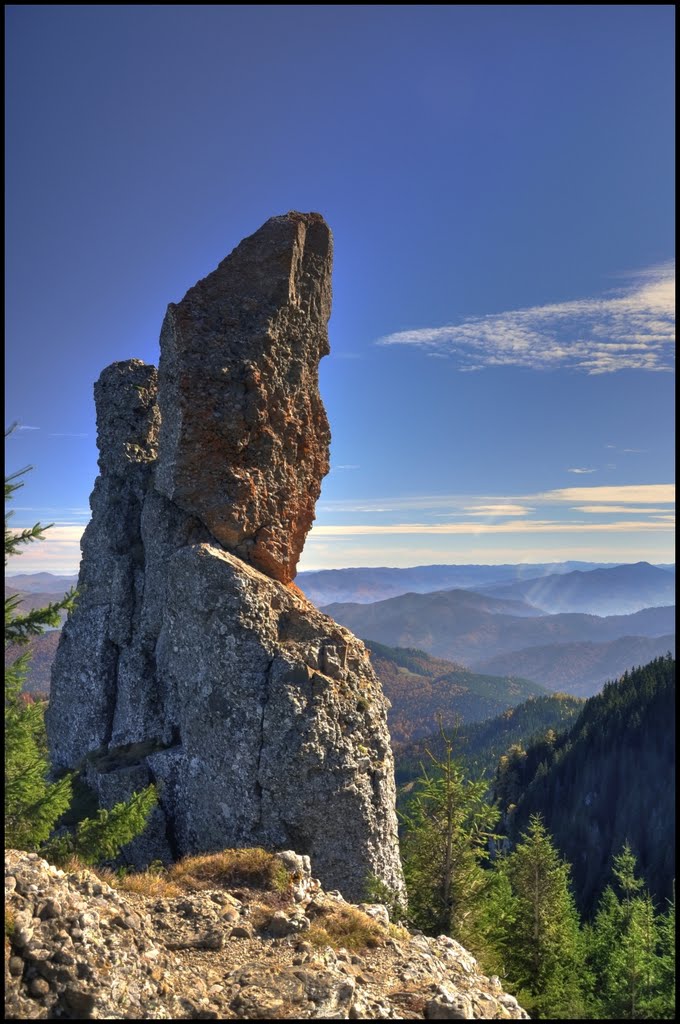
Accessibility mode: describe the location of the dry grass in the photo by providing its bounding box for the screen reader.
[307,905,389,951]
[244,902,276,931]
[57,848,291,899]
[168,848,291,893]
[59,857,181,898]
[61,854,92,874]
[113,872,182,898]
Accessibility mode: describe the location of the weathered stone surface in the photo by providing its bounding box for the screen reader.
[46,361,159,768]
[156,211,332,584]
[47,213,403,905]
[94,360,160,476]
[151,543,404,901]
[5,850,531,1020]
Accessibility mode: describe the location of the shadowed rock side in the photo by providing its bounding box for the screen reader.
[156,211,332,584]
[47,213,405,902]
[46,360,162,766]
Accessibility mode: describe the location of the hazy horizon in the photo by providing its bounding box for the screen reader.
[6,557,675,580]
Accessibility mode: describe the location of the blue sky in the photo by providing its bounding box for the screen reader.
[5,5,675,574]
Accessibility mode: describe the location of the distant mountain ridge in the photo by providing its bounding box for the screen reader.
[472,633,676,697]
[5,631,60,695]
[323,588,675,679]
[297,561,627,606]
[9,563,675,612]
[476,561,675,615]
[394,691,585,790]
[5,572,78,594]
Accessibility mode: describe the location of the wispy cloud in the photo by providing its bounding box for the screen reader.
[316,484,675,517]
[333,464,360,471]
[12,506,91,523]
[536,484,675,504]
[573,505,673,514]
[377,261,675,374]
[318,506,395,514]
[568,468,596,474]
[462,503,533,516]
[16,425,40,431]
[48,432,88,438]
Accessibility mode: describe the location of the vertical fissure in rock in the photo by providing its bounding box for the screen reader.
[253,655,276,832]
[102,642,121,749]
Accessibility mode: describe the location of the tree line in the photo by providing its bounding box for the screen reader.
[397,703,675,1019]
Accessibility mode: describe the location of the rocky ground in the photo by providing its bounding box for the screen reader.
[5,848,529,1019]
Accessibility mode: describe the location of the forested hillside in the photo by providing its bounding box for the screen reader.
[365,639,547,744]
[394,691,584,788]
[494,654,675,915]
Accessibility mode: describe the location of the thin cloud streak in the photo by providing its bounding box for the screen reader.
[462,504,533,516]
[311,520,674,537]
[568,468,596,474]
[377,262,675,374]
[572,505,673,514]
[536,484,674,504]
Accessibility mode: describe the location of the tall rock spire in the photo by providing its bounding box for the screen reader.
[47,213,405,902]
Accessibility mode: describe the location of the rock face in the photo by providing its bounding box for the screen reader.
[156,211,332,585]
[47,213,405,902]
[47,361,163,763]
[5,849,531,1020]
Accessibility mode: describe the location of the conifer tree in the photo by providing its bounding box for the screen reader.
[401,716,499,944]
[589,844,672,1019]
[495,814,587,1019]
[652,885,676,1019]
[5,447,75,848]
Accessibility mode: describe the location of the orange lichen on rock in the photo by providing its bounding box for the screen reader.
[155,212,332,583]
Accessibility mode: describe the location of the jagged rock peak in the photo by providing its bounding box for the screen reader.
[94,360,160,476]
[155,210,333,584]
[48,213,405,904]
